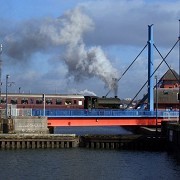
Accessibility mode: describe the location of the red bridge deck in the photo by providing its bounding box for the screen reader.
[47,116,165,127]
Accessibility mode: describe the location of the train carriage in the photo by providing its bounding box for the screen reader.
[0,93,85,109]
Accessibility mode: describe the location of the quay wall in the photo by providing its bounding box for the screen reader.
[79,134,166,151]
[0,116,49,134]
[0,134,79,149]
[166,123,180,152]
[13,116,49,134]
[0,134,166,150]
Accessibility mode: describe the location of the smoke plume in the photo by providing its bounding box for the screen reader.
[4,7,119,92]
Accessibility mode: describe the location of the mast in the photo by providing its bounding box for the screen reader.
[147,25,154,111]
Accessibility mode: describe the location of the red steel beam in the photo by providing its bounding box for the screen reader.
[47,117,163,127]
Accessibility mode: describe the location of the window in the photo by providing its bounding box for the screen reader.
[0,98,6,104]
[78,100,82,105]
[11,99,18,104]
[21,98,28,104]
[74,100,77,104]
[56,99,62,105]
[163,91,168,95]
[65,99,72,105]
[46,99,52,104]
[36,99,43,104]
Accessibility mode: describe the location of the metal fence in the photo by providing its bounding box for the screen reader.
[163,111,179,122]
[0,108,179,119]
[0,108,32,117]
[32,109,179,118]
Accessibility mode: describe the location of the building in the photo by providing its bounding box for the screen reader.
[137,69,179,110]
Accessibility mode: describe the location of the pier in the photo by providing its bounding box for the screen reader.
[0,134,79,149]
[0,133,166,151]
[79,134,166,151]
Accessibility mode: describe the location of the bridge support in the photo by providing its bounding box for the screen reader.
[148,25,154,111]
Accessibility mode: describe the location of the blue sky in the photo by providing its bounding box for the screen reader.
[0,0,78,19]
[0,0,180,99]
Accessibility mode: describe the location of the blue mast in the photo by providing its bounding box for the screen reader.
[148,25,154,111]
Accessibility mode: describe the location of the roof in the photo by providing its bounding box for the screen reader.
[0,93,85,99]
[160,69,179,81]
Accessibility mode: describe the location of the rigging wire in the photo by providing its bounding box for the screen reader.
[125,38,180,109]
[154,44,179,81]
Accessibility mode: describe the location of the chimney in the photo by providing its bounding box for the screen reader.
[112,78,118,98]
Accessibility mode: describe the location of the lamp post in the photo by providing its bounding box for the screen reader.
[155,75,158,137]
[43,94,45,116]
[6,75,10,119]
[0,44,2,117]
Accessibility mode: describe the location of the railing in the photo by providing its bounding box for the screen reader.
[163,111,179,122]
[32,109,179,118]
[0,108,32,117]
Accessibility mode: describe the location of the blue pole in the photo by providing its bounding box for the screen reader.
[148,25,154,111]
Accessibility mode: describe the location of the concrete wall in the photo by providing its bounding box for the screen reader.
[13,116,49,134]
[167,123,180,152]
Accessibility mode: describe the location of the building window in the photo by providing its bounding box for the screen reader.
[163,90,168,95]
[74,100,77,104]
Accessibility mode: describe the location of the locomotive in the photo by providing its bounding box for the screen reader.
[0,93,121,110]
[84,96,121,109]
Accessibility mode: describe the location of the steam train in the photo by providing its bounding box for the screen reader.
[0,93,121,110]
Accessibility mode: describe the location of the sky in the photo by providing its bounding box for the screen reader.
[0,0,180,99]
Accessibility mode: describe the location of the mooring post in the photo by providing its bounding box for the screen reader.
[148,25,154,111]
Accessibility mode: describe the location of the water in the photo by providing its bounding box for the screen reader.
[0,127,180,180]
[54,126,133,135]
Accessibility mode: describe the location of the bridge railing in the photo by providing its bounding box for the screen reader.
[1,108,179,118]
[31,109,179,117]
[163,111,179,122]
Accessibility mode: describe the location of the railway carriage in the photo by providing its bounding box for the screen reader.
[0,93,85,109]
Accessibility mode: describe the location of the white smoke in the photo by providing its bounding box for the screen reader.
[4,7,119,92]
[79,89,97,96]
[70,88,97,96]
[59,7,119,90]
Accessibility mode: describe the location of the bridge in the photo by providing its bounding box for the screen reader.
[30,109,179,127]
